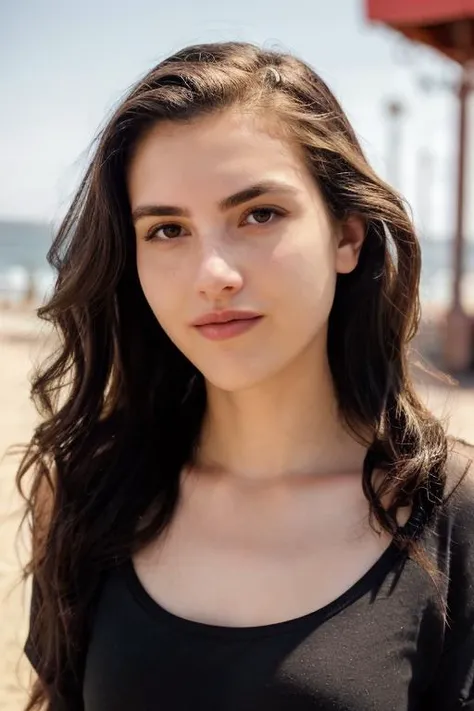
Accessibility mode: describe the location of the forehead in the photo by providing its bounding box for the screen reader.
[127,109,314,206]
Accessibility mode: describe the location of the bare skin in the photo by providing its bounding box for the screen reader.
[128,109,411,628]
[133,467,410,628]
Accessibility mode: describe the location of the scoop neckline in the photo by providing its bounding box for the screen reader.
[123,533,410,641]
[122,468,430,641]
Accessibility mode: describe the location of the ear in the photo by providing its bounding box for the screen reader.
[335,216,366,275]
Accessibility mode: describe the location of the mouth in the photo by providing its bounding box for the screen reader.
[193,314,263,341]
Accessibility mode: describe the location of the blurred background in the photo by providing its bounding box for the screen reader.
[0,1,473,708]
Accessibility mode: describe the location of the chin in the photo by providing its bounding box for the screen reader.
[197,358,286,394]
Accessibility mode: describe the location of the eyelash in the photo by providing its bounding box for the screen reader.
[143,206,287,242]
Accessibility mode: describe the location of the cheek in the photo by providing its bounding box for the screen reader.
[136,250,182,326]
[269,231,337,312]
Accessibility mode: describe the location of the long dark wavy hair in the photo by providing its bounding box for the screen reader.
[17,41,453,709]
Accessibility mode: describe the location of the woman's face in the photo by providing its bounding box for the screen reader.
[128,109,363,391]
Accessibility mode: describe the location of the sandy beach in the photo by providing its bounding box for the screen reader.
[0,306,473,711]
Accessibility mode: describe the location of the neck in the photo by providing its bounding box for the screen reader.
[195,340,368,483]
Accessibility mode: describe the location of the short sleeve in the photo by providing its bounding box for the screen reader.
[24,577,84,710]
[423,444,474,709]
[427,629,474,708]
[24,576,42,673]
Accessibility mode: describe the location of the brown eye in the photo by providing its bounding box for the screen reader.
[146,223,184,241]
[242,207,286,227]
[246,208,276,225]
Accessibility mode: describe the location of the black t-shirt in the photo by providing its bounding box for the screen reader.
[26,448,474,710]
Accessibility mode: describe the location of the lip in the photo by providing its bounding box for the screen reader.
[191,310,264,341]
[191,310,263,326]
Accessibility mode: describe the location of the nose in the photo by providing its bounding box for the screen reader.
[195,248,244,301]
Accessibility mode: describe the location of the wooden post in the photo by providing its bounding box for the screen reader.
[444,21,474,372]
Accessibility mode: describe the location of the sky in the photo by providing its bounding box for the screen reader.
[1,0,469,240]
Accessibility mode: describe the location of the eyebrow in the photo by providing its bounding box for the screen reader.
[131,180,298,224]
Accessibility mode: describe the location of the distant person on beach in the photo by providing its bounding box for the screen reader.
[18,42,474,710]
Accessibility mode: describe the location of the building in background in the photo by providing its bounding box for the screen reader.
[366,0,474,373]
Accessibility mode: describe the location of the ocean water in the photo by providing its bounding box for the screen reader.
[1,219,473,307]
[0,220,54,303]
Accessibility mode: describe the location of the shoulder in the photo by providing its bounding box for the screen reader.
[427,438,474,704]
[417,437,474,580]
[443,436,474,514]
[430,437,474,580]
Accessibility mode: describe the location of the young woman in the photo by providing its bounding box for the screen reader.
[19,41,474,711]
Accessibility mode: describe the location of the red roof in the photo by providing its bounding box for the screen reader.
[366,0,474,62]
[367,0,474,25]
